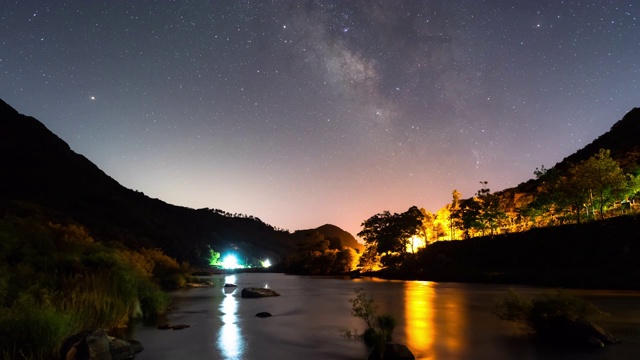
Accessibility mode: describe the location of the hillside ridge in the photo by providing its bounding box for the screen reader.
[0,99,358,265]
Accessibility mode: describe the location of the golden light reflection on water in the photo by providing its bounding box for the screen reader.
[218,275,244,360]
[404,282,466,359]
[405,281,435,351]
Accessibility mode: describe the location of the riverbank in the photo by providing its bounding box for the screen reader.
[372,214,640,290]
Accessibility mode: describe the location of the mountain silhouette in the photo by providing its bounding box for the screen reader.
[0,99,359,266]
[3,99,639,266]
[510,107,640,194]
[291,224,364,252]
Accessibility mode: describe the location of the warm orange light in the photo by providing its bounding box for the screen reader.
[403,282,466,358]
[406,235,427,253]
[404,281,435,351]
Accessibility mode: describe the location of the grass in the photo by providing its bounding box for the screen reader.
[0,217,178,359]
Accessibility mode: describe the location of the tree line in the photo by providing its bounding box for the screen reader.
[357,149,640,271]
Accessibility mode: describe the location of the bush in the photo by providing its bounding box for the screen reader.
[494,289,602,337]
[347,289,397,349]
[0,217,175,358]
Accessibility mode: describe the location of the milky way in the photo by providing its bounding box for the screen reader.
[1,1,639,238]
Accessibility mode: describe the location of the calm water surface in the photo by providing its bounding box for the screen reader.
[130,273,640,360]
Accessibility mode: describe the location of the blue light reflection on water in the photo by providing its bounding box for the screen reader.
[218,275,244,360]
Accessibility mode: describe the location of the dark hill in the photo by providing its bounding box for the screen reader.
[516,107,640,193]
[292,224,364,252]
[0,99,316,265]
[558,107,640,172]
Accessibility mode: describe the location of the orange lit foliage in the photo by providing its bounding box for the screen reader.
[140,248,189,289]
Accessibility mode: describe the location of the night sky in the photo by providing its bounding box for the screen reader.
[2,1,639,238]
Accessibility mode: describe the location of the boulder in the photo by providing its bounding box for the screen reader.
[60,329,143,360]
[171,324,191,330]
[158,323,191,330]
[256,312,272,318]
[85,329,112,360]
[241,287,280,298]
[109,339,135,360]
[126,340,144,354]
[368,343,415,360]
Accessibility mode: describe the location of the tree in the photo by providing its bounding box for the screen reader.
[448,190,462,240]
[358,244,381,272]
[535,149,629,223]
[475,182,506,236]
[572,149,628,220]
[458,197,483,238]
[456,182,506,238]
[358,206,425,268]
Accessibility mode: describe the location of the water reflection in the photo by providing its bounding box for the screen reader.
[404,281,434,351]
[404,282,466,359]
[218,275,244,359]
[130,274,640,360]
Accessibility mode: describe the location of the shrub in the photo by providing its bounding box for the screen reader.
[0,217,175,358]
[347,289,397,349]
[494,289,602,337]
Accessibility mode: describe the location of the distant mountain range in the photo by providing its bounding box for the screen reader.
[0,99,361,266]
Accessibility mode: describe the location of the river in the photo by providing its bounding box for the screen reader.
[128,273,640,359]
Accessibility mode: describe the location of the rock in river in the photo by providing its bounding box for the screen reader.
[368,343,415,360]
[60,329,144,360]
[241,287,280,298]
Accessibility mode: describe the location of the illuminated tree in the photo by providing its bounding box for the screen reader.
[434,206,451,241]
[572,149,628,220]
[282,235,358,275]
[358,244,381,272]
[421,209,445,243]
[534,149,629,223]
[358,206,425,267]
[459,197,483,238]
[448,190,462,240]
[475,182,506,236]
[208,248,221,267]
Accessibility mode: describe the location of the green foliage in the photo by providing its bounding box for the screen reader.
[532,149,631,224]
[208,248,222,267]
[0,300,75,360]
[140,248,190,289]
[575,149,629,220]
[494,289,602,337]
[347,289,397,349]
[0,216,176,359]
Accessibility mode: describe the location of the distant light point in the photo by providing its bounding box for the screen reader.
[90,96,96,100]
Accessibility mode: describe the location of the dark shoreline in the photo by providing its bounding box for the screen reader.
[283,214,640,291]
